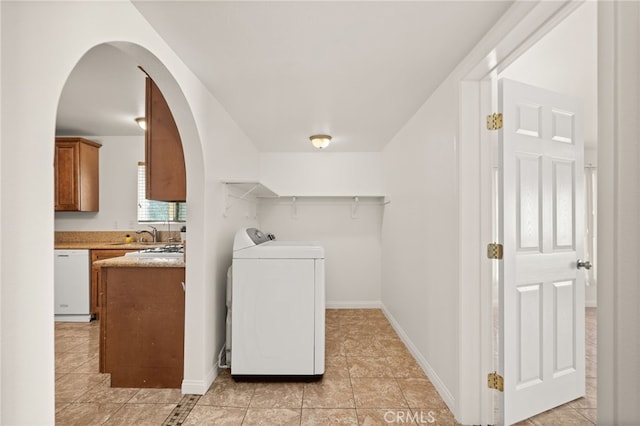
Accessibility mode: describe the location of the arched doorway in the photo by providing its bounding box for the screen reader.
[0,2,217,422]
[55,41,206,421]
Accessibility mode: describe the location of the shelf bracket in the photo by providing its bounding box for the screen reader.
[223,184,230,217]
[291,196,298,219]
[351,196,360,219]
[224,183,259,217]
[238,184,260,200]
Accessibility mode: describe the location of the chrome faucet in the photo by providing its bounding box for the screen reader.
[136,225,158,243]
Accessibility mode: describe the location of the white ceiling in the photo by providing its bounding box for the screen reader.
[56,44,146,137]
[56,1,513,151]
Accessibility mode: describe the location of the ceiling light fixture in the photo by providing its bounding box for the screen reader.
[135,117,147,130]
[310,134,332,149]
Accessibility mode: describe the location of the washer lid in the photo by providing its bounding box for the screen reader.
[233,240,325,259]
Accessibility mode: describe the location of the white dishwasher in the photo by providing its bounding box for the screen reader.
[54,249,91,322]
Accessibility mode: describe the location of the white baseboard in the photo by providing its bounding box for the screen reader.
[54,314,92,322]
[181,366,217,395]
[381,303,456,412]
[585,300,598,308]
[326,300,382,309]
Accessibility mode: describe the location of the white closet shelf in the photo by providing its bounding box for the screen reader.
[221,180,278,198]
[268,194,386,199]
[221,181,387,201]
[221,181,389,219]
[260,195,391,207]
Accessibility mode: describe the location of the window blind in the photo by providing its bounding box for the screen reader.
[137,163,187,223]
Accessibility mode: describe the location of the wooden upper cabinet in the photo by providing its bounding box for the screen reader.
[145,77,186,202]
[54,137,101,211]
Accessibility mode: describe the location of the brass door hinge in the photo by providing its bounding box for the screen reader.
[487,113,503,130]
[488,372,504,392]
[487,243,503,260]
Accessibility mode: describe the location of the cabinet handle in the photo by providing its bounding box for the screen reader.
[181,282,186,292]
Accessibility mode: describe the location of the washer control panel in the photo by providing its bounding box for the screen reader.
[233,227,275,251]
[248,228,270,245]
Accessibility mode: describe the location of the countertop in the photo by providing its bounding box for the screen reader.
[54,230,181,250]
[54,232,185,268]
[54,242,167,250]
[94,256,185,268]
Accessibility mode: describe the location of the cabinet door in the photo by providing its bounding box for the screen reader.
[54,142,79,210]
[145,77,186,202]
[54,138,101,211]
[102,267,185,387]
[90,249,135,317]
[77,141,100,211]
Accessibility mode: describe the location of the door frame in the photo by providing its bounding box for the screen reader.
[457,1,584,423]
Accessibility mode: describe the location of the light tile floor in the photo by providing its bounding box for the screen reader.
[55,308,596,425]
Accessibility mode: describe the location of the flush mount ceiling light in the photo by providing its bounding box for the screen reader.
[135,117,147,130]
[310,134,332,149]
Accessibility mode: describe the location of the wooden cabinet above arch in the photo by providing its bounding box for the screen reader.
[145,76,186,202]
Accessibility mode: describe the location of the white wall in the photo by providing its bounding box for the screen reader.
[260,152,384,196]
[0,1,4,419]
[258,197,383,306]
[54,135,144,231]
[585,147,597,166]
[0,2,259,424]
[381,77,459,409]
[597,2,640,423]
[258,152,384,306]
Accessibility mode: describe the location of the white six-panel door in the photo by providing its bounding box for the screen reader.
[499,79,585,424]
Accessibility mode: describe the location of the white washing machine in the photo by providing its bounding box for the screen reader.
[229,227,325,378]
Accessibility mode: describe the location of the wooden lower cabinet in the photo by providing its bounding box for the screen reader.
[90,249,136,317]
[100,266,185,388]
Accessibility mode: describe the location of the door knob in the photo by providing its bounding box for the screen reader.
[577,260,592,270]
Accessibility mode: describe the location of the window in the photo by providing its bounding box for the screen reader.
[137,163,187,223]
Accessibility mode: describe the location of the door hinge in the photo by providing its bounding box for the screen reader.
[487,243,503,260]
[486,113,503,130]
[488,372,504,392]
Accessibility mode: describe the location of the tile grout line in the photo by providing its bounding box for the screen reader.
[342,322,361,424]
[161,393,200,426]
[100,401,127,425]
[570,406,597,425]
[240,377,258,425]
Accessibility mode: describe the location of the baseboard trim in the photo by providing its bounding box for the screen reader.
[326,301,382,309]
[585,300,598,308]
[381,303,456,412]
[181,366,217,395]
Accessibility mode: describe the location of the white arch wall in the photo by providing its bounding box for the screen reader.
[597,2,640,423]
[0,2,259,424]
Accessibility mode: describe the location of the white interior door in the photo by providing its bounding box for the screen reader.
[498,78,585,424]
